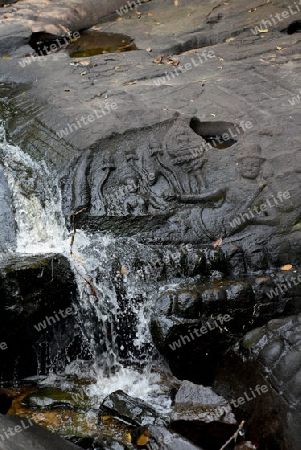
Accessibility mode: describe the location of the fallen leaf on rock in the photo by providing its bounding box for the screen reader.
[80,60,90,66]
[125,432,132,442]
[153,55,163,64]
[3,15,8,19]
[80,71,86,76]
[116,17,122,21]
[153,55,179,66]
[276,46,282,50]
[258,29,268,33]
[281,264,292,271]
[210,113,216,117]
[226,37,236,42]
[146,47,152,52]
[123,80,137,86]
[115,66,122,70]
[136,430,150,445]
[148,12,153,16]
[213,237,223,248]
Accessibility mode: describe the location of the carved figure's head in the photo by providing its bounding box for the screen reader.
[126,177,139,193]
[237,143,266,180]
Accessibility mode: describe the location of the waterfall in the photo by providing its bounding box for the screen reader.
[0,122,171,411]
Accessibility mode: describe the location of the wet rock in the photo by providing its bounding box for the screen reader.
[66,434,134,450]
[150,279,254,384]
[0,413,80,449]
[134,425,204,450]
[170,380,237,449]
[0,0,128,55]
[0,254,83,382]
[214,314,301,450]
[101,390,169,427]
[22,386,90,410]
[150,267,301,384]
[0,165,16,252]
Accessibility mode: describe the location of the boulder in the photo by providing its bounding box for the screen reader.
[0,254,83,382]
[170,380,237,449]
[214,314,301,450]
[0,413,80,450]
[133,425,204,450]
[101,390,169,427]
[150,268,301,384]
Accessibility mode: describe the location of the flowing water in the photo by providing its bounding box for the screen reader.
[0,122,172,422]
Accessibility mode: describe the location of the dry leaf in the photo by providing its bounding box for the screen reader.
[148,12,153,16]
[281,264,292,271]
[80,71,86,76]
[116,17,123,21]
[167,58,179,66]
[80,60,90,66]
[276,46,282,50]
[125,432,132,443]
[137,431,150,446]
[146,47,152,52]
[104,94,108,98]
[115,66,122,70]
[258,29,268,33]
[226,37,235,42]
[153,55,163,64]
[121,265,127,275]
[123,80,137,86]
[213,237,223,248]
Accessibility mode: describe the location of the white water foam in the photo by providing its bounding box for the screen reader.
[0,122,172,412]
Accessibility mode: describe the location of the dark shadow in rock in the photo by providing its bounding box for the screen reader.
[0,392,13,413]
[189,118,242,149]
[28,32,78,56]
[285,20,301,35]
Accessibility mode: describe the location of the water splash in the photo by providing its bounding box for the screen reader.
[0,122,171,411]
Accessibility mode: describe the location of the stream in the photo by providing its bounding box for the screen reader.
[0,121,174,440]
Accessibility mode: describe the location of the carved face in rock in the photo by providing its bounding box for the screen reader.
[126,177,138,193]
[147,171,158,186]
[239,157,262,180]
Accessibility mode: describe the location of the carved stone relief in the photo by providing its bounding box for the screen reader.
[65,114,299,245]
